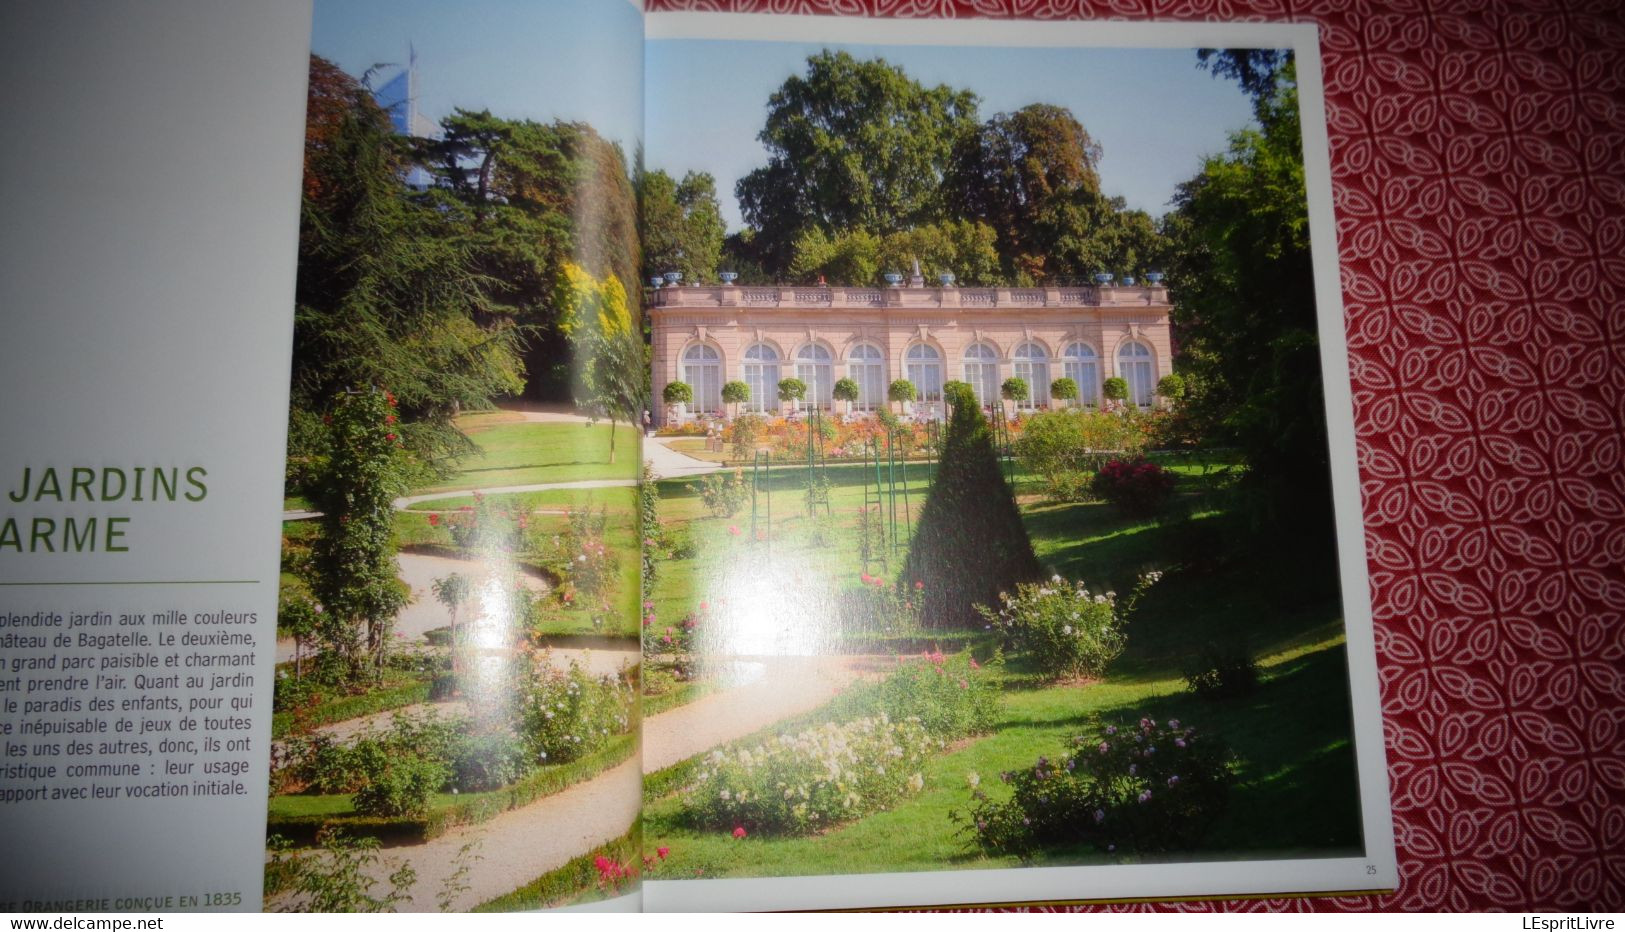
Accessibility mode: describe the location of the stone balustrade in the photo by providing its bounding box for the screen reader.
[649,283,1170,309]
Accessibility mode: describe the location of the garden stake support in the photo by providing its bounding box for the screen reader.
[886,429,900,554]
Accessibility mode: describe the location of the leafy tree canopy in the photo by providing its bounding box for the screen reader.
[736,50,980,273]
[290,57,525,488]
[1169,52,1331,524]
[639,167,726,284]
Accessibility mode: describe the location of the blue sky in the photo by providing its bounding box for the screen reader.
[310,3,1265,230]
[311,0,643,154]
[647,40,1263,230]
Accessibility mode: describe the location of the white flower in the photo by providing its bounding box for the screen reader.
[1063,625,1072,635]
[966,772,980,788]
[1051,574,1064,584]
[720,789,731,801]
[907,773,925,793]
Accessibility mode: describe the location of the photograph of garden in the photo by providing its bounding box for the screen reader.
[264,0,648,911]
[635,31,1378,899]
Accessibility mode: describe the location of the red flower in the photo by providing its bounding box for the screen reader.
[914,580,924,590]
[732,826,747,839]
[385,433,397,442]
[385,414,396,424]
[657,846,670,859]
[427,513,440,526]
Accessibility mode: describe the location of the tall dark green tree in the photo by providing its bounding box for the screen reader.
[902,385,1042,628]
[945,103,1172,283]
[419,112,637,401]
[944,104,1102,281]
[638,168,726,283]
[289,58,525,487]
[736,50,980,274]
[1168,51,1331,526]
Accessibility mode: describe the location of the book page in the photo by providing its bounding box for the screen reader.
[638,12,1396,911]
[0,0,311,913]
[263,0,647,913]
[0,0,650,915]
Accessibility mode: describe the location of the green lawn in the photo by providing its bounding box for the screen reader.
[639,451,1363,878]
[641,635,1360,880]
[411,419,640,494]
[396,486,643,639]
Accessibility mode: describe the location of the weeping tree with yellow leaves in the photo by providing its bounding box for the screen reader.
[558,263,648,465]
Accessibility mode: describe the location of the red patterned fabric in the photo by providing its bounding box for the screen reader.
[647,0,1625,911]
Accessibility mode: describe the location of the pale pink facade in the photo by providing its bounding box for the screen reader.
[650,283,1173,426]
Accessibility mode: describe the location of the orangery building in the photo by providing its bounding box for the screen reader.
[648,271,1173,426]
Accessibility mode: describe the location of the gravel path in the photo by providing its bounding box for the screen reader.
[642,654,876,772]
[274,551,556,663]
[642,436,724,479]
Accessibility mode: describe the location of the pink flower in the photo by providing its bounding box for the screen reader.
[914,580,924,590]
[732,826,747,839]
[657,846,670,859]
[728,525,740,536]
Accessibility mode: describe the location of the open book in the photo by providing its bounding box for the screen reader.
[0,1,1395,913]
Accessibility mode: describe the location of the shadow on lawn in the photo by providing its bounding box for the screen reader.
[1023,641,1365,862]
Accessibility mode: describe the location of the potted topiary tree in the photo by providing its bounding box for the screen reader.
[1156,373,1186,408]
[721,379,750,421]
[1102,376,1129,411]
[1050,376,1078,408]
[777,376,807,417]
[888,378,916,416]
[663,380,693,423]
[832,376,860,416]
[1001,376,1029,417]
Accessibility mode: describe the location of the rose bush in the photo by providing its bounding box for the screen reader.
[1091,457,1176,516]
[957,716,1233,858]
[683,716,937,836]
[978,573,1159,681]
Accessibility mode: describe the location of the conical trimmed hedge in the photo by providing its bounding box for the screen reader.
[901,386,1042,627]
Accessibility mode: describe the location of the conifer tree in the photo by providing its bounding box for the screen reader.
[902,384,1041,627]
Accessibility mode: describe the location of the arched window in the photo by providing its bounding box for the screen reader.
[963,343,1000,409]
[1117,341,1155,407]
[846,343,885,411]
[1013,342,1050,410]
[794,343,833,412]
[1062,342,1098,407]
[743,343,780,413]
[904,343,942,403]
[681,344,722,414]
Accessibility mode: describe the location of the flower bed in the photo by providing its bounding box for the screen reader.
[832,650,999,740]
[682,715,938,836]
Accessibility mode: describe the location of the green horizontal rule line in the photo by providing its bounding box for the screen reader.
[0,580,261,587]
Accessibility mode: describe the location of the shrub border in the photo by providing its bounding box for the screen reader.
[268,734,637,845]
